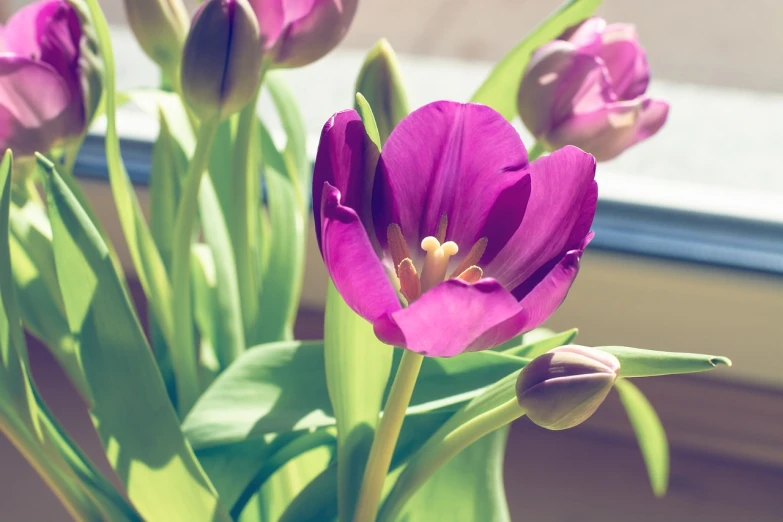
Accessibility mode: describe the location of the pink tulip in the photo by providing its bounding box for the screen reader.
[518,18,669,161]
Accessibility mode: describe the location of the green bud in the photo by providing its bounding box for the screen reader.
[516,346,620,430]
[123,0,190,70]
[354,39,410,145]
[181,0,263,122]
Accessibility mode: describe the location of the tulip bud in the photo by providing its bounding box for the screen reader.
[181,0,263,121]
[517,17,669,161]
[354,39,410,145]
[123,0,189,71]
[516,346,620,430]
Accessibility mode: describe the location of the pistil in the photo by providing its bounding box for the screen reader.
[419,236,459,292]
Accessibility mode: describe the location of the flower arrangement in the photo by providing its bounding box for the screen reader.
[0,0,730,521]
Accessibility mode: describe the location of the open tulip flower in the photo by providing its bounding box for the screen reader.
[314,101,597,357]
[0,0,90,157]
[248,0,358,68]
[518,17,669,161]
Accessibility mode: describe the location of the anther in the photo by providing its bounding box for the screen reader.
[450,237,488,279]
[397,258,421,303]
[436,214,448,243]
[387,223,410,269]
[456,265,483,284]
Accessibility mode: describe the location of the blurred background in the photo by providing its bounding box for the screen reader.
[2,0,782,521]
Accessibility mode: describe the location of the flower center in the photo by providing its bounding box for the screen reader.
[386,215,488,304]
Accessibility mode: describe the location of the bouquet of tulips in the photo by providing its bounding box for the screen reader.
[0,0,730,520]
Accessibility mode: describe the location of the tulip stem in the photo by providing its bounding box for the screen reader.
[528,141,547,161]
[170,117,219,415]
[378,398,525,522]
[353,350,424,522]
[231,73,265,346]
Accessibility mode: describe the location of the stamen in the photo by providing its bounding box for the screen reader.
[449,237,488,279]
[419,236,459,292]
[456,265,483,283]
[387,223,410,269]
[397,258,421,302]
[436,214,448,243]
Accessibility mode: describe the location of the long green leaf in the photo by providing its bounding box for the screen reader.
[503,328,579,358]
[81,0,176,360]
[597,346,731,377]
[38,156,230,521]
[324,283,393,522]
[183,340,529,448]
[470,0,602,120]
[614,379,669,497]
[265,72,308,201]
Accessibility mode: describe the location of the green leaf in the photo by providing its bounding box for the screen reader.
[395,427,511,522]
[597,346,732,378]
[470,0,602,120]
[37,156,230,521]
[265,72,308,201]
[255,166,307,342]
[614,379,669,497]
[503,328,578,358]
[183,341,529,450]
[323,283,393,522]
[81,0,177,369]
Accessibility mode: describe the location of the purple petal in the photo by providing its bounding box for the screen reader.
[373,278,524,357]
[598,24,650,100]
[519,41,615,138]
[484,146,596,292]
[548,98,670,161]
[514,235,591,329]
[320,182,402,324]
[373,101,531,266]
[0,56,72,156]
[559,17,607,46]
[2,0,84,134]
[312,110,375,250]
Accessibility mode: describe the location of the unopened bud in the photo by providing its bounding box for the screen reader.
[354,39,410,144]
[181,0,263,121]
[124,0,190,70]
[516,346,620,430]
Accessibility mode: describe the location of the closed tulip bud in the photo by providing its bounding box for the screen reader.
[123,0,189,70]
[516,346,620,430]
[518,17,669,161]
[0,0,101,157]
[355,39,410,144]
[248,0,358,68]
[181,0,263,121]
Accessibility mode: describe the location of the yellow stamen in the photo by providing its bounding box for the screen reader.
[450,237,488,279]
[419,236,459,292]
[387,223,410,269]
[397,258,421,303]
[436,214,448,244]
[456,265,483,283]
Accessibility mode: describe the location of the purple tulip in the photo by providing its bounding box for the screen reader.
[0,0,89,157]
[518,17,669,161]
[313,101,597,357]
[248,0,358,68]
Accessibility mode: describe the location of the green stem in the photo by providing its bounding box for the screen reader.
[170,118,219,415]
[527,140,547,161]
[378,398,524,522]
[231,77,265,345]
[353,350,424,522]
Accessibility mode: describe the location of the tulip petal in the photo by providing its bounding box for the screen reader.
[373,101,531,266]
[598,24,650,100]
[519,41,615,138]
[485,145,596,293]
[0,56,71,156]
[548,98,669,161]
[312,109,375,250]
[320,182,402,324]
[559,17,607,46]
[373,278,526,357]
